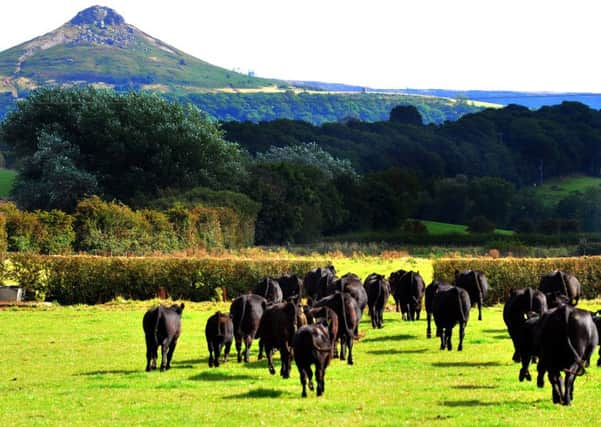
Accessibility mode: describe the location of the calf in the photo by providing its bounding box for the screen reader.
[503,287,548,362]
[143,303,185,372]
[425,280,453,338]
[313,291,359,365]
[252,277,283,304]
[328,273,367,336]
[293,323,333,397]
[205,311,233,368]
[432,285,471,351]
[308,306,339,354]
[389,270,425,321]
[536,304,598,405]
[257,301,298,378]
[454,269,488,320]
[363,273,390,329]
[230,294,267,363]
[593,311,601,367]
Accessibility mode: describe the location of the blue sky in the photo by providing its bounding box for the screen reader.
[1,0,600,92]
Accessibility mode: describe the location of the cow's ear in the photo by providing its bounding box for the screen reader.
[180,303,185,311]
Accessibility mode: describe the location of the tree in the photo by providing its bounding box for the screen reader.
[1,87,246,209]
[10,131,99,211]
[389,105,423,126]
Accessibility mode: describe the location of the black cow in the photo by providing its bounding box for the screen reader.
[312,291,359,365]
[205,311,233,368]
[389,270,426,321]
[364,273,390,329]
[252,277,283,304]
[328,273,368,313]
[593,311,601,367]
[454,269,489,320]
[143,303,185,372]
[304,265,336,304]
[539,270,581,307]
[536,305,598,405]
[293,323,333,397]
[257,301,298,378]
[503,287,548,363]
[425,280,453,338]
[432,285,471,351]
[277,274,303,305]
[308,306,339,354]
[230,294,267,363]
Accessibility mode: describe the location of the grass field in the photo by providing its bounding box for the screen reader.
[2,300,601,426]
[534,175,601,207]
[0,168,16,198]
[422,220,514,236]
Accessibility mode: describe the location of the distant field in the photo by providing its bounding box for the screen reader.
[0,168,16,198]
[534,175,601,207]
[422,220,514,236]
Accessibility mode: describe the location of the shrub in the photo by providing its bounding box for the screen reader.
[433,256,601,304]
[467,216,496,234]
[5,254,326,304]
[402,219,428,234]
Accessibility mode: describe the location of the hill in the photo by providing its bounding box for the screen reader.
[0,5,484,125]
[533,175,601,208]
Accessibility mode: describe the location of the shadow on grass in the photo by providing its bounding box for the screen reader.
[483,328,507,334]
[189,371,256,381]
[441,399,546,408]
[431,361,502,368]
[361,334,415,343]
[223,387,287,399]
[172,358,205,365]
[492,334,509,340]
[367,348,428,355]
[450,384,498,390]
[77,369,141,376]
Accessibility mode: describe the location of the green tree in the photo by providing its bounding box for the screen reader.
[1,87,245,209]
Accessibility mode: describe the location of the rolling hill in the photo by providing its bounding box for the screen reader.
[0,5,485,124]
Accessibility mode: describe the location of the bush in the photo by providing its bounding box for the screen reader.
[433,256,601,304]
[467,216,496,234]
[6,254,325,304]
[402,219,428,234]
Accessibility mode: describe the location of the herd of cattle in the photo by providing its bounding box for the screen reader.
[142,266,601,405]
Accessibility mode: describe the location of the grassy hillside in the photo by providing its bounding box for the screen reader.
[422,220,514,236]
[534,175,601,207]
[0,168,16,198]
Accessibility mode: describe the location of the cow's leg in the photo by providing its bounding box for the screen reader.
[160,338,171,371]
[208,340,215,367]
[166,338,178,370]
[378,308,384,328]
[258,339,264,360]
[439,329,446,350]
[549,371,564,404]
[267,345,275,375]
[223,341,232,363]
[243,335,252,363]
[563,370,576,406]
[347,335,354,365]
[280,346,291,379]
[427,312,432,338]
[458,322,466,351]
[416,306,421,320]
[235,335,242,363]
[519,354,532,382]
[370,306,376,328]
[214,342,222,368]
[478,301,483,321]
[537,360,546,388]
[316,363,325,396]
[395,299,400,313]
[299,367,308,398]
[145,334,155,371]
[446,328,453,351]
[340,337,346,360]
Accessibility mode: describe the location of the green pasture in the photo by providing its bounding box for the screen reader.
[333,256,433,283]
[422,220,514,236]
[2,300,601,426]
[0,168,16,198]
[534,175,601,207]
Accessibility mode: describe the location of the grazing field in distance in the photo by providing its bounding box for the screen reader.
[1,301,600,426]
[0,168,16,198]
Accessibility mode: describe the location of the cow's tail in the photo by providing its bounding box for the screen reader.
[526,287,534,312]
[339,292,353,339]
[563,307,586,376]
[375,278,382,311]
[237,297,247,337]
[216,311,226,337]
[473,270,482,303]
[457,289,467,324]
[153,306,161,344]
[559,271,569,301]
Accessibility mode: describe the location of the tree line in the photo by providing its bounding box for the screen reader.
[3,87,601,246]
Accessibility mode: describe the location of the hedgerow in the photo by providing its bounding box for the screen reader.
[433,256,601,304]
[7,254,324,304]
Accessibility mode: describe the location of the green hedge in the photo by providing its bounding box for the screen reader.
[433,256,601,305]
[6,254,324,304]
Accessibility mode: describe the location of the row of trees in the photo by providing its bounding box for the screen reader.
[4,87,601,246]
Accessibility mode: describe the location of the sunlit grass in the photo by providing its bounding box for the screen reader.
[1,302,600,426]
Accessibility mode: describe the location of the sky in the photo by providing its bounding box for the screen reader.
[1,0,601,92]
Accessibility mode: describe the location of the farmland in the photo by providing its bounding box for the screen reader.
[1,300,600,426]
